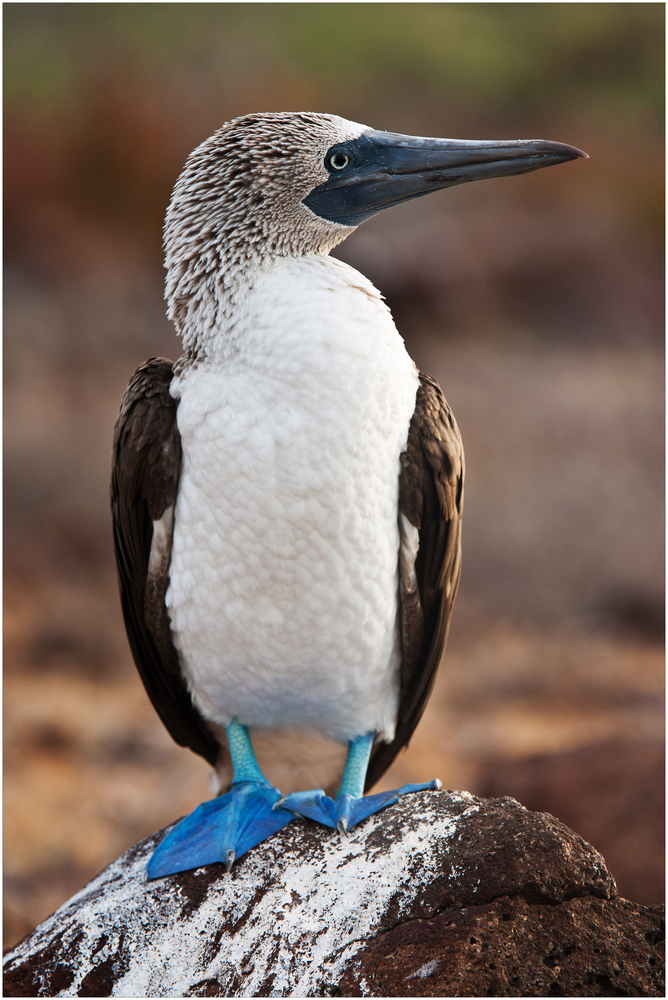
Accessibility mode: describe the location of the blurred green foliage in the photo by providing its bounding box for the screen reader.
[4,3,664,127]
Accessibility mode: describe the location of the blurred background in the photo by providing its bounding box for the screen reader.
[4,3,664,949]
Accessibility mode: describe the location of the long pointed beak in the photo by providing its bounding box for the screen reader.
[304,129,588,226]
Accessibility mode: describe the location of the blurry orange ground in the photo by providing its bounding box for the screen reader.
[4,570,663,951]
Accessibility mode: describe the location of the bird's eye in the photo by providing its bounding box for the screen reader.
[328,151,350,171]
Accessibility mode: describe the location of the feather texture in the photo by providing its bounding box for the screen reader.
[111,359,463,791]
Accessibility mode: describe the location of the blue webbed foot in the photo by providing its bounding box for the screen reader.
[276,779,442,835]
[147,779,295,879]
[275,733,442,834]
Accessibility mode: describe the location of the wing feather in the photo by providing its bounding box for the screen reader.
[111,357,219,765]
[365,371,464,789]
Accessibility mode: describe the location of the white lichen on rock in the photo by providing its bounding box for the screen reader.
[5,791,478,998]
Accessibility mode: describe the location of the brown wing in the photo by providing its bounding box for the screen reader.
[111,357,219,765]
[365,371,464,789]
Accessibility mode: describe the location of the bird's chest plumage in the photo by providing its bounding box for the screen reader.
[167,257,418,743]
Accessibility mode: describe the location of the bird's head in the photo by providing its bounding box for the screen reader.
[165,112,586,342]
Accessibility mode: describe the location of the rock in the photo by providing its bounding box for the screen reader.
[339,896,664,997]
[3,790,664,997]
[477,739,665,908]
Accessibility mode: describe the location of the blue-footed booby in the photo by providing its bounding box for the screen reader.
[111,113,586,878]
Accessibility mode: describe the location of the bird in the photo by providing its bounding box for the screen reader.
[111,113,586,878]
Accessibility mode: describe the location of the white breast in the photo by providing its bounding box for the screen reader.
[167,255,419,744]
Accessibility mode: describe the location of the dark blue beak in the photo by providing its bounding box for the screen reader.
[304,129,588,226]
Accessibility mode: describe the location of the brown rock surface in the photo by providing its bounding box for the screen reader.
[3,790,663,997]
[339,896,664,997]
[478,739,665,908]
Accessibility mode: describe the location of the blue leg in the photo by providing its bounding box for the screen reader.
[147,721,295,879]
[275,732,441,835]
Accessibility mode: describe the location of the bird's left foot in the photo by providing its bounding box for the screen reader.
[275,779,442,835]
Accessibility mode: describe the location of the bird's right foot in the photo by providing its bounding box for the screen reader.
[147,778,295,879]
